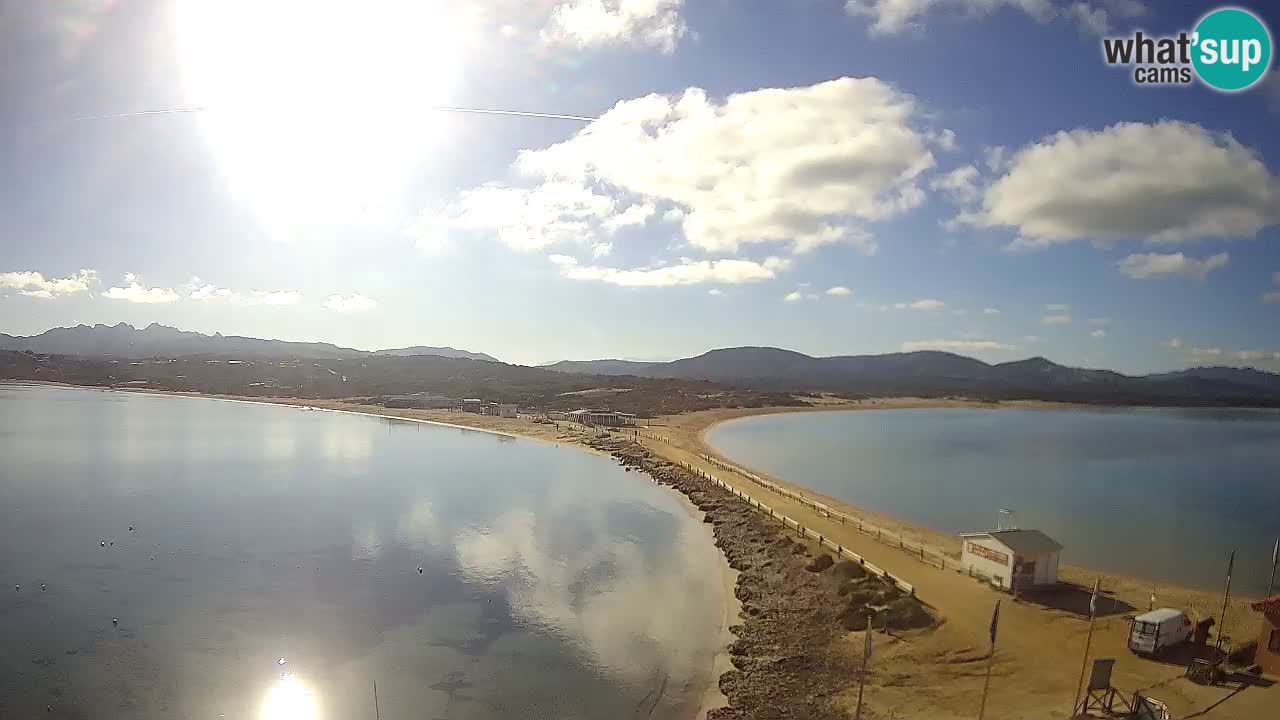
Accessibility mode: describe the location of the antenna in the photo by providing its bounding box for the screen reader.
[997,508,1017,531]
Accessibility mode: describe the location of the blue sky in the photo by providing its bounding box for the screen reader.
[1,0,1278,372]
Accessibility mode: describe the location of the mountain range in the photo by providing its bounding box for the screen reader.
[545,347,1280,404]
[0,323,498,362]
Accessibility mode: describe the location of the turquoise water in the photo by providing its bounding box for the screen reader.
[707,407,1280,595]
[0,384,725,719]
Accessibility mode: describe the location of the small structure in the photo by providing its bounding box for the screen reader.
[498,403,517,418]
[460,399,482,413]
[1251,595,1280,677]
[566,409,636,427]
[959,528,1062,593]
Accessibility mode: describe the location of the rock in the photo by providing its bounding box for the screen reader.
[804,554,834,572]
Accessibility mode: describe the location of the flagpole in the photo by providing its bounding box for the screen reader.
[1213,550,1235,663]
[1070,578,1101,717]
[1269,538,1278,597]
[978,600,1000,720]
[854,611,872,720]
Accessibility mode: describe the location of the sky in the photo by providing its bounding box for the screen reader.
[1,0,1278,372]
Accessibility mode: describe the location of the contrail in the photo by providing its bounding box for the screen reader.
[72,105,597,123]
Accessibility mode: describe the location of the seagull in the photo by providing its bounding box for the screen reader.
[41,583,46,591]
[417,566,423,574]
[112,618,119,627]
[13,584,18,591]
[100,541,106,547]
[128,526,134,532]
[277,657,287,666]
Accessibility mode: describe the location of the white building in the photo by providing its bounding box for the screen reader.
[959,529,1062,593]
[498,404,517,418]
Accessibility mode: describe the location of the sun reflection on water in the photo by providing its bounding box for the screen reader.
[260,672,321,720]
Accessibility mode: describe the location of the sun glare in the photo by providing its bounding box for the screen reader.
[176,0,464,238]
[260,672,321,720]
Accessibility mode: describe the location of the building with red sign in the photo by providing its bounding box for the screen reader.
[959,529,1062,593]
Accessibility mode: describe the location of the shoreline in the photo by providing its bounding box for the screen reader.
[688,401,1269,601]
[6,383,1274,717]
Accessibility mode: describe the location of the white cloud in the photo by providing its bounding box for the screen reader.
[930,165,981,204]
[591,241,614,258]
[1042,314,1072,325]
[825,286,853,296]
[783,290,803,303]
[102,274,179,304]
[893,298,946,311]
[244,290,302,306]
[1045,303,1070,312]
[0,269,97,298]
[321,293,377,313]
[901,339,1016,353]
[511,77,947,257]
[982,307,1000,315]
[959,122,1280,251]
[426,181,619,252]
[549,254,789,287]
[184,277,236,301]
[1187,346,1280,370]
[542,0,688,53]
[1117,252,1229,280]
[783,289,818,302]
[1090,328,1106,339]
[601,202,655,232]
[1162,337,1184,349]
[707,288,722,296]
[844,0,1143,36]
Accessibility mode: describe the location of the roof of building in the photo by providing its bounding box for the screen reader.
[1251,595,1280,614]
[960,529,1063,555]
[1134,608,1185,624]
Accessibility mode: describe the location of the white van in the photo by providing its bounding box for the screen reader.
[1128,608,1192,656]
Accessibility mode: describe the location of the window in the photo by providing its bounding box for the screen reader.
[1269,628,1280,653]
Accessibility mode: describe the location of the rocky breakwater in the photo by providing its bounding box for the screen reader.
[589,435,936,720]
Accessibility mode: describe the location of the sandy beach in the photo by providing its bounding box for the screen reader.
[53,387,1279,718]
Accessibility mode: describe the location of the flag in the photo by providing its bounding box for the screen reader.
[864,621,873,662]
[989,600,1001,646]
[1089,578,1100,617]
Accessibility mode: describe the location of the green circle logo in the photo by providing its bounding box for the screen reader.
[1192,7,1272,91]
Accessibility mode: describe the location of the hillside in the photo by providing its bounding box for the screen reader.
[0,323,497,363]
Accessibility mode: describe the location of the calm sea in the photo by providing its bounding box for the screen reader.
[0,384,725,719]
[707,407,1280,595]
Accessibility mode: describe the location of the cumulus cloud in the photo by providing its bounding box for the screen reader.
[423,182,619,253]
[1162,337,1184,349]
[983,307,1000,315]
[825,286,852,296]
[102,274,179,304]
[242,290,301,306]
[1090,328,1106,339]
[542,0,689,54]
[507,77,946,257]
[0,269,98,298]
[321,293,377,313]
[1042,313,1072,325]
[957,122,1280,251]
[707,288,722,296]
[845,0,1145,36]
[1117,252,1229,280]
[548,254,789,287]
[1187,346,1280,370]
[901,339,1017,353]
[930,165,981,204]
[184,277,237,301]
[784,289,818,302]
[893,298,946,311]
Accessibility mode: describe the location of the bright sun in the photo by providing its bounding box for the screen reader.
[176,0,463,238]
[260,672,321,720]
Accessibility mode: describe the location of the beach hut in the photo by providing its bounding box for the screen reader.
[959,529,1062,593]
[1250,595,1280,677]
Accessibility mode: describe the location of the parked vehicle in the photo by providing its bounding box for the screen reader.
[1129,608,1193,656]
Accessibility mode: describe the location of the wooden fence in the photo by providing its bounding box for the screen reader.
[676,460,918,599]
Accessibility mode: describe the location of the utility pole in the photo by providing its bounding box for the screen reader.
[1071,578,1101,717]
[1213,550,1235,663]
[1269,538,1278,597]
[978,600,1000,720]
[854,611,873,720]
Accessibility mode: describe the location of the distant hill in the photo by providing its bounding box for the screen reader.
[373,346,497,362]
[543,359,657,375]
[546,346,1280,405]
[0,323,497,362]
